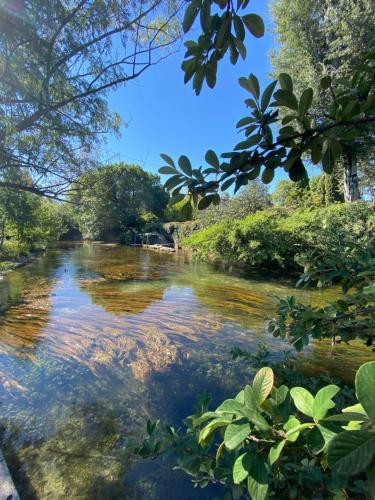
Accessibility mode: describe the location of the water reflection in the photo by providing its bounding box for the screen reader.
[0,243,372,499]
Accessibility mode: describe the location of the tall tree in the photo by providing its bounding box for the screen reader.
[0,0,182,198]
[270,0,375,202]
[73,163,168,240]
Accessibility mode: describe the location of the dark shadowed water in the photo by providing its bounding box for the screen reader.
[0,243,372,499]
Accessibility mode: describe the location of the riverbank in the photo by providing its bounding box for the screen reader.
[0,253,39,279]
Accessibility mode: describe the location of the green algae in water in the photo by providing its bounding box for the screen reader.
[0,243,373,499]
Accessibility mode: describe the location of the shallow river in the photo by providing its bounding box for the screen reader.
[0,243,372,499]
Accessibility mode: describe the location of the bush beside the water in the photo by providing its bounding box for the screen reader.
[182,202,375,269]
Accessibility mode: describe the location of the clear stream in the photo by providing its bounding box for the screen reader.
[0,243,372,499]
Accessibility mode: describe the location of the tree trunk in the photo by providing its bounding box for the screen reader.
[343,151,360,202]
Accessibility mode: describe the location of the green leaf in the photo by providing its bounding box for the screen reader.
[182,1,199,33]
[323,412,367,422]
[235,134,260,150]
[268,440,286,465]
[239,74,260,100]
[205,149,220,169]
[221,177,235,191]
[160,153,175,168]
[182,0,200,33]
[236,117,255,128]
[242,13,265,38]
[343,403,367,415]
[164,174,183,191]
[216,399,249,417]
[199,417,232,444]
[216,441,225,463]
[178,155,193,176]
[252,367,274,404]
[206,57,217,89]
[290,387,314,417]
[317,422,341,450]
[261,167,274,184]
[313,385,340,421]
[327,430,375,475]
[159,166,176,175]
[355,361,375,421]
[261,80,277,111]
[273,89,298,110]
[279,73,293,92]
[247,456,269,500]
[289,159,307,182]
[233,452,252,484]
[224,418,251,450]
[299,88,313,117]
[283,415,300,442]
[198,193,219,210]
[244,385,257,410]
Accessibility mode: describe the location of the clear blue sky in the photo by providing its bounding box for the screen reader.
[103,1,301,191]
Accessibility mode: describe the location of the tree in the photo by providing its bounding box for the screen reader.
[270,0,375,202]
[0,0,182,198]
[73,163,168,240]
[159,1,375,214]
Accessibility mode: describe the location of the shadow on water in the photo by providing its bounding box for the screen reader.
[0,242,372,499]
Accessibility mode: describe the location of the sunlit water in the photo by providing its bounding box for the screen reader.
[0,243,372,499]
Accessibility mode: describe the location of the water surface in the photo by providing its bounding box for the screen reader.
[0,243,371,499]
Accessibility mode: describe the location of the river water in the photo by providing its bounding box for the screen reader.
[0,243,371,499]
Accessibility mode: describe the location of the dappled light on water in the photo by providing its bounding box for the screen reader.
[0,243,372,499]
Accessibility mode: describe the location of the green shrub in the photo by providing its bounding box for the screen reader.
[183,202,374,270]
[134,361,375,499]
[0,240,30,260]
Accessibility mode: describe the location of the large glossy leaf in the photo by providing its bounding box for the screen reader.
[239,74,260,99]
[205,149,220,169]
[273,89,298,110]
[268,440,286,465]
[298,88,313,117]
[233,452,252,484]
[242,13,265,38]
[261,80,277,111]
[283,415,300,442]
[252,367,274,404]
[244,385,257,410]
[199,417,232,444]
[224,419,251,450]
[327,430,375,475]
[247,456,269,500]
[313,385,340,420]
[355,361,375,421]
[182,0,200,33]
[178,155,193,176]
[216,399,249,417]
[159,166,176,175]
[290,387,314,417]
[160,153,175,167]
[278,73,293,92]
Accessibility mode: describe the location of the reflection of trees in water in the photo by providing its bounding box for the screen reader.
[78,279,167,315]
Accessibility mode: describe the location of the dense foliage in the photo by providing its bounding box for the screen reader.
[159,0,375,214]
[72,163,168,241]
[270,0,375,201]
[132,361,375,499]
[0,172,69,263]
[0,0,181,198]
[182,201,374,269]
[269,242,375,351]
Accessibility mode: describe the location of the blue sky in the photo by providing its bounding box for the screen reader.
[103,0,298,191]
